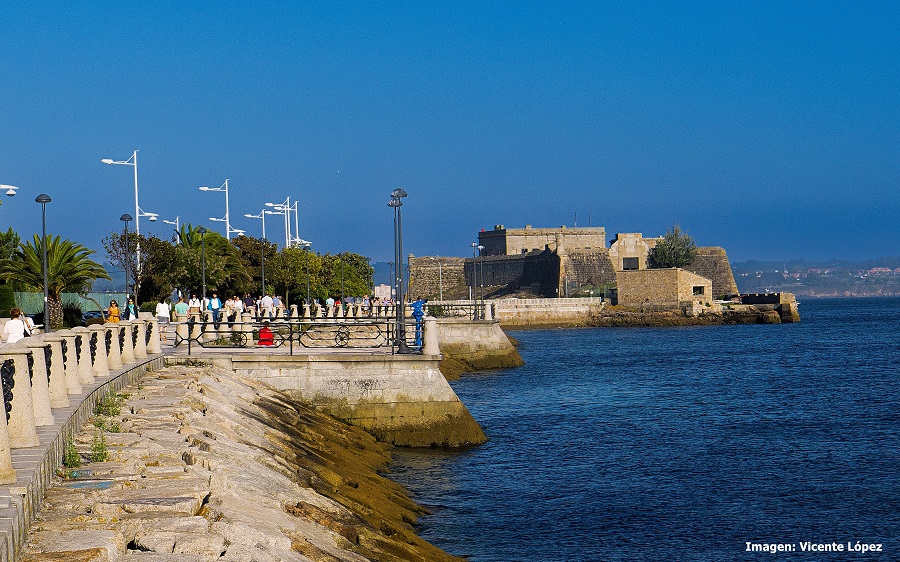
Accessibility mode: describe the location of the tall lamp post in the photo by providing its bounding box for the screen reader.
[471,243,479,319]
[200,180,242,239]
[245,210,267,293]
[198,227,207,306]
[36,194,51,331]
[120,214,133,302]
[478,245,485,310]
[388,188,408,352]
[101,151,158,234]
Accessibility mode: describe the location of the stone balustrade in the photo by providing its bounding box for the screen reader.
[0,322,164,486]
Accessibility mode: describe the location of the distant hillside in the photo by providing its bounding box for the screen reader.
[732,257,900,297]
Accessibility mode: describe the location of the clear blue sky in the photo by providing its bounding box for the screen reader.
[1,2,897,263]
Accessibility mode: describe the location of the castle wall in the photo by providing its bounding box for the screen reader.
[479,225,606,256]
[617,268,712,310]
[684,247,739,298]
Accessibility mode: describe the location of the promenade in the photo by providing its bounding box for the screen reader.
[0,311,486,561]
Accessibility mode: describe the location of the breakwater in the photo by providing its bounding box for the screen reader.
[23,363,464,561]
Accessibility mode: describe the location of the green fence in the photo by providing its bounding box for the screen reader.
[13,292,127,314]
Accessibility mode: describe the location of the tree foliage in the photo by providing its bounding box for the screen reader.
[647,225,698,269]
[103,232,176,302]
[0,235,110,329]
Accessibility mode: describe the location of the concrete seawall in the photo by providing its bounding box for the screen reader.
[205,354,486,447]
[434,318,525,379]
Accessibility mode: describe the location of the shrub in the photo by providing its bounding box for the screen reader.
[62,299,83,328]
[91,430,108,462]
[0,284,15,318]
[63,437,81,468]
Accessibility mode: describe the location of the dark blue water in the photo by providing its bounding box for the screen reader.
[390,298,900,561]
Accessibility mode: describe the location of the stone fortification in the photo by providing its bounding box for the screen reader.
[684,247,740,298]
[478,224,606,256]
[564,250,618,289]
[616,268,713,310]
[23,364,463,561]
[407,256,467,301]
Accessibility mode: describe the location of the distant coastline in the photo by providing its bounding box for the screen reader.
[733,257,900,297]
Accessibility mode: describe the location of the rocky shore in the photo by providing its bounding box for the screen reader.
[589,307,792,327]
[23,363,463,562]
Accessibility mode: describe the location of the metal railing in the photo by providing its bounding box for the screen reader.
[172,318,425,355]
[425,302,488,320]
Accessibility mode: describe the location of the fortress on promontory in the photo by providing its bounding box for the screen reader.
[409,224,740,308]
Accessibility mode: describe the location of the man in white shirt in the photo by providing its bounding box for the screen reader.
[259,294,274,318]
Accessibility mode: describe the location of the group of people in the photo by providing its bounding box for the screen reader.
[106,298,139,323]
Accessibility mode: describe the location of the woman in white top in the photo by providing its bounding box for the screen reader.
[4,308,27,344]
[155,298,171,338]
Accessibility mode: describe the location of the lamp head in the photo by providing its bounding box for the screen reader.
[197,226,207,235]
[35,194,51,204]
[100,159,114,164]
[198,186,210,191]
[120,213,133,222]
[2,185,18,197]
[148,215,158,222]
[388,199,401,208]
[391,188,408,198]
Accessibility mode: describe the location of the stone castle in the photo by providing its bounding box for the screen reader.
[409,225,740,309]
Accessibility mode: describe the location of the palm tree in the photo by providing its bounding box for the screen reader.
[0,235,111,329]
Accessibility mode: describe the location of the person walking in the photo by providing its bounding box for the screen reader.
[155,297,171,339]
[208,293,223,328]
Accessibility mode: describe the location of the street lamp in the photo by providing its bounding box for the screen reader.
[199,180,240,239]
[428,257,443,301]
[471,243,479,319]
[297,239,312,304]
[35,194,51,332]
[198,226,207,305]
[162,216,180,243]
[265,197,299,248]
[245,210,267,294]
[120,214,133,302]
[388,188,408,352]
[101,151,158,234]
[478,244,485,308]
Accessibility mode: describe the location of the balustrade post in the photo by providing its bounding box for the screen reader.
[103,323,122,370]
[483,301,493,321]
[303,303,311,319]
[317,303,326,318]
[88,324,111,378]
[119,320,136,365]
[23,340,54,426]
[175,314,189,341]
[40,335,70,407]
[290,304,299,319]
[71,327,95,385]
[327,304,334,318]
[1,344,40,448]
[145,316,162,354]
[189,312,202,342]
[422,317,440,356]
[57,329,83,393]
[132,319,148,359]
[0,354,15,483]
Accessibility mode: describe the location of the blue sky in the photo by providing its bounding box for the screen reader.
[0,2,897,263]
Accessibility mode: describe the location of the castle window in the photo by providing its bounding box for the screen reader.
[693,286,705,296]
[623,257,639,270]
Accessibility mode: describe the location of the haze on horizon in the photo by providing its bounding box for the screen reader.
[0,2,896,265]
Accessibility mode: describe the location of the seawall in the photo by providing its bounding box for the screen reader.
[434,318,524,379]
[207,354,486,447]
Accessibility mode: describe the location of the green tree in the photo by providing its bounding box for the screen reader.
[0,235,111,329]
[103,232,177,303]
[267,247,323,303]
[171,225,251,297]
[647,225,698,269]
[231,235,278,295]
[322,252,373,299]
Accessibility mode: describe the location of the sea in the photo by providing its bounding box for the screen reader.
[389,297,900,561]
